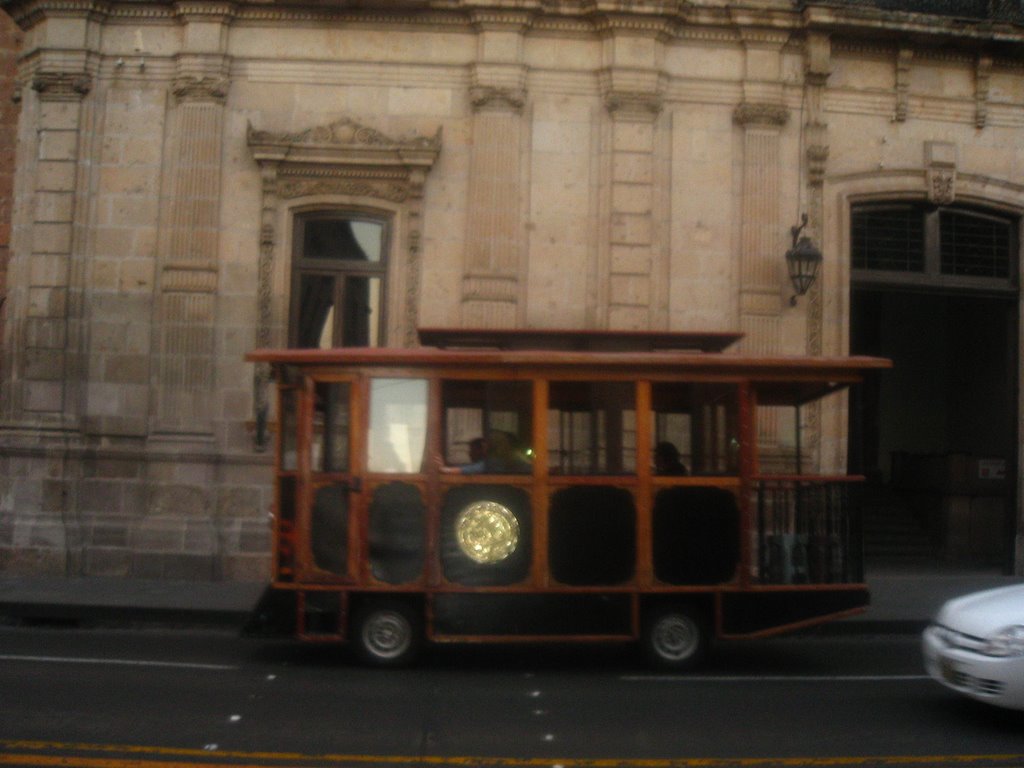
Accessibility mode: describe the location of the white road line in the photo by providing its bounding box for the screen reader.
[0,653,238,671]
[622,674,930,682]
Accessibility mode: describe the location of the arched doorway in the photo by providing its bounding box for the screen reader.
[848,202,1019,571]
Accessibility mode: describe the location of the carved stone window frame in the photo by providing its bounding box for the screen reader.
[247,117,441,448]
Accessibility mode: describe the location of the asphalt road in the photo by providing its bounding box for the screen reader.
[1,625,1022,768]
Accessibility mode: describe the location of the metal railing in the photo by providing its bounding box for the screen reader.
[755,477,864,585]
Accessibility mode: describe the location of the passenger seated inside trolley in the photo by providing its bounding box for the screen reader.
[442,429,531,474]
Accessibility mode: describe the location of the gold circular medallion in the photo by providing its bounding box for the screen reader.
[455,501,520,564]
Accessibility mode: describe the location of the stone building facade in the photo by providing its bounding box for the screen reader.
[0,0,1022,579]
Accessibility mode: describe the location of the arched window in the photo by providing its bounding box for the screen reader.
[851,202,1018,293]
[290,212,389,348]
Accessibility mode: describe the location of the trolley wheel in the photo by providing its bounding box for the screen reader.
[352,600,421,667]
[642,605,708,671]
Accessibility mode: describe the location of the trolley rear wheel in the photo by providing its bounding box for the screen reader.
[642,605,708,670]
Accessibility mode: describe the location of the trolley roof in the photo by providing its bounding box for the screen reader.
[247,329,891,406]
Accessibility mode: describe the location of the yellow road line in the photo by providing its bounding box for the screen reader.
[2,741,1023,768]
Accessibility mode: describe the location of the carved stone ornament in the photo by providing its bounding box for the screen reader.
[470,85,526,114]
[604,90,663,119]
[894,48,912,123]
[975,55,992,130]
[928,168,957,206]
[248,117,442,154]
[172,75,230,104]
[807,144,829,185]
[31,72,91,100]
[276,177,409,203]
[733,102,789,128]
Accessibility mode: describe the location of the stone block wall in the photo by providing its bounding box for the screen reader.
[0,1,1023,578]
[0,446,273,580]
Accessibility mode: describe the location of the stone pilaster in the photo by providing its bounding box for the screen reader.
[735,103,787,448]
[804,33,831,361]
[461,11,530,328]
[151,2,231,438]
[731,21,791,448]
[803,32,832,468]
[602,84,663,331]
[734,101,788,350]
[593,11,669,332]
[153,73,228,436]
[461,84,526,327]
[20,70,92,420]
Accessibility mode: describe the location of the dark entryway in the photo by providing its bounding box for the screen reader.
[848,202,1019,571]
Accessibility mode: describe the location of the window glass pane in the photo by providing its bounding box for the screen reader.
[368,378,428,473]
[303,219,382,262]
[351,221,383,262]
[342,275,381,347]
[940,210,1012,279]
[279,388,298,472]
[651,383,739,476]
[548,382,635,475]
[311,382,350,473]
[851,206,925,272]
[442,381,532,474]
[297,274,335,348]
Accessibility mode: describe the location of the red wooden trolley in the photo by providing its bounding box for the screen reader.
[244,329,891,668]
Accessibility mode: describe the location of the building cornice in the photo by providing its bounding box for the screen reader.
[4,0,1024,55]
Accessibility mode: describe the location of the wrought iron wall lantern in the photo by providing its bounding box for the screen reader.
[785,213,822,306]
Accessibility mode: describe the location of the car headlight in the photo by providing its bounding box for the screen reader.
[982,625,1024,657]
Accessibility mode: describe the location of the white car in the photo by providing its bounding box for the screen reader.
[923,584,1024,710]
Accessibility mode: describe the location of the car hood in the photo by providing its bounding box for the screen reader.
[936,584,1024,637]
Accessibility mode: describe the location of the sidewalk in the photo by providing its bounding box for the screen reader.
[843,565,1022,634]
[0,567,1020,635]
[0,575,264,629]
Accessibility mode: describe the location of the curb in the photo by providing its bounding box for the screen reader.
[0,599,927,636]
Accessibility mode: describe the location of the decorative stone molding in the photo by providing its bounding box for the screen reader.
[31,72,91,100]
[172,75,230,104]
[805,70,830,89]
[173,1,236,22]
[894,47,912,122]
[926,141,957,206]
[470,85,526,114]
[733,102,789,128]
[928,168,957,205]
[276,176,409,203]
[807,142,830,187]
[975,54,992,129]
[248,117,442,166]
[604,90,663,119]
[588,12,675,40]
[468,8,534,31]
